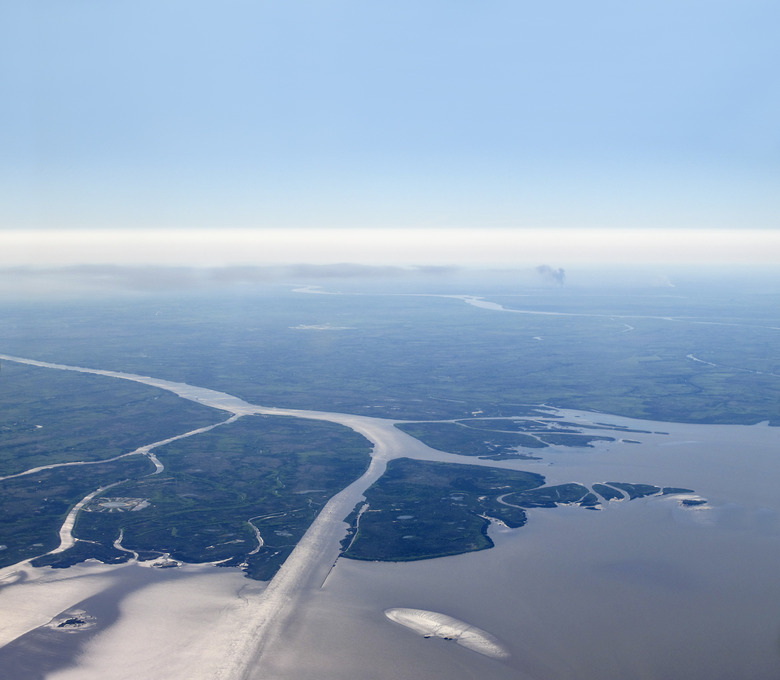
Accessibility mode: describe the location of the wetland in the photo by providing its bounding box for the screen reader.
[1,273,779,679]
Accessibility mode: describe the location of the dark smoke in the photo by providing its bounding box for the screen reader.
[536,265,565,285]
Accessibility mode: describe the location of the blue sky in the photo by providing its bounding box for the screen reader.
[1,1,778,265]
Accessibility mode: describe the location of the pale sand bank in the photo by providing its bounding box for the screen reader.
[385,607,509,658]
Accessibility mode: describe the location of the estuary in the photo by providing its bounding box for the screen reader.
[0,353,778,679]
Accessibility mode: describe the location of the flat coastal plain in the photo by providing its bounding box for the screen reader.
[1,411,778,680]
[1,281,779,680]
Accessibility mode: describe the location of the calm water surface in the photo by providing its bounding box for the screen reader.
[254,417,780,680]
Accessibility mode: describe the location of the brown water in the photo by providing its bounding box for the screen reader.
[252,417,780,680]
[2,352,777,679]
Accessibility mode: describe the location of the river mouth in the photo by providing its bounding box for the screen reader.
[1,353,779,680]
[250,416,780,680]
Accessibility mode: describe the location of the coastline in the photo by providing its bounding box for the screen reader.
[1,353,779,678]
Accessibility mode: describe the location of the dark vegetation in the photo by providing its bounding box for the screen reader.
[463,418,617,447]
[70,415,372,580]
[342,459,544,562]
[395,421,545,459]
[0,362,223,476]
[33,541,130,569]
[0,283,777,425]
[0,280,754,574]
[592,483,625,501]
[343,460,700,562]
[463,417,565,432]
[502,483,592,508]
[395,418,615,461]
[0,456,154,567]
[605,482,662,500]
[0,360,372,577]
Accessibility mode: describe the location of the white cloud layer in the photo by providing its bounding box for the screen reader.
[3,228,779,267]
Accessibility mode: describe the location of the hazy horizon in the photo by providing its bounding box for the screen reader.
[3,227,779,271]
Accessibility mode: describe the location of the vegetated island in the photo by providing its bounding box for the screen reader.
[341,458,700,563]
[22,415,373,580]
[341,459,542,561]
[0,360,702,580]
[394,417,616,461]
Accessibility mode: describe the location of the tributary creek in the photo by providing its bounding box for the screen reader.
[0,354,778,680]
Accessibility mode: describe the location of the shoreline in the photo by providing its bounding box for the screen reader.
[2,353,779,678]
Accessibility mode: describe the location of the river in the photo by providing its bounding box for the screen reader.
[0,354,778,679]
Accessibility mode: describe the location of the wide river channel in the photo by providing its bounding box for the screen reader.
[0,353,778,680]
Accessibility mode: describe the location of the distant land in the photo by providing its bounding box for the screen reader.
[1,270,778,680]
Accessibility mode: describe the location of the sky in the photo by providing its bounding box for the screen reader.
[1,0,779,267]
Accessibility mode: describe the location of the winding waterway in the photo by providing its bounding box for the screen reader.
[1,353,779,680]
[0,353,523,678]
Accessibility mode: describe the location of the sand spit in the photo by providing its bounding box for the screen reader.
[385,608,509,659]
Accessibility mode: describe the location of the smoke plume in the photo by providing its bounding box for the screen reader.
[535,265,565,285]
